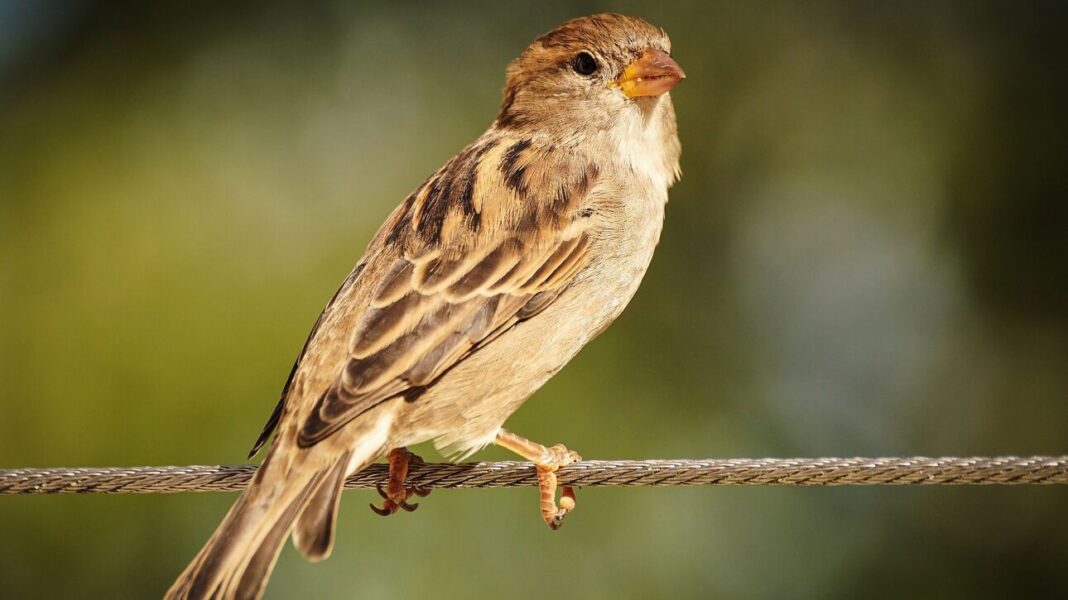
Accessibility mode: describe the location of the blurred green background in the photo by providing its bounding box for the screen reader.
[2,1,1066,598]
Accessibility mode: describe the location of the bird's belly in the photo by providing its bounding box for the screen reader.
[394,198,666,458]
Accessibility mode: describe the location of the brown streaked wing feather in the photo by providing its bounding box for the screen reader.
[298,232,589,446]
[297,141,597,447]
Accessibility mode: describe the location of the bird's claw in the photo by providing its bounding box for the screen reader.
[369,502,393,516]
[368,448,431,517]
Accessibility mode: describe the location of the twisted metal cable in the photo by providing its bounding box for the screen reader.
[2,456,1066,495]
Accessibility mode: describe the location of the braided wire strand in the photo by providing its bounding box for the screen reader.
[1,456,1066,495]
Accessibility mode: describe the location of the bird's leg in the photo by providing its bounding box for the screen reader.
[494,429,581,530]
[369,447,431,516]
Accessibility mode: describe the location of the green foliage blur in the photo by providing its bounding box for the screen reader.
[2,1,1066,598]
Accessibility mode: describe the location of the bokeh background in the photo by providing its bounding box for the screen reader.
[2,1,1066,598]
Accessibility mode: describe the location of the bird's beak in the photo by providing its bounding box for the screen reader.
[617,48,686,98]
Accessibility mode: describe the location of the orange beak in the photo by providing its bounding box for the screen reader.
[618,48,686,98]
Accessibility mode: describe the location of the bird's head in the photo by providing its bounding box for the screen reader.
[496,13,684,141]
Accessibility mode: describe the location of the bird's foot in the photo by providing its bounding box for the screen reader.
[495,429,581,530]
[369,447,431,516]
[535,444,581,530]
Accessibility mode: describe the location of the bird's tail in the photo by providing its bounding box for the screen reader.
[164,443,373,600]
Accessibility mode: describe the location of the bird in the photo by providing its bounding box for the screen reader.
[166,12,683,600]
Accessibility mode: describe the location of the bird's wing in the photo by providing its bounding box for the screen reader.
[255,135,600,449]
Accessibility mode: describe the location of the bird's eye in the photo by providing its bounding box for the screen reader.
[572,52,599,76]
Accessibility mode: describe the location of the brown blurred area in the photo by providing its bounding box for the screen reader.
[1,1,1066,598]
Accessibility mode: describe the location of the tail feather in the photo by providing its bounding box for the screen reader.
[166,464,320,600]
[165,449,361,600]
[292,451,352,561]
[228,479,317,600]
[167,404,396,600]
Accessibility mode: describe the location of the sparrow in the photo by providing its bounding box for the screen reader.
[167,13,683,600]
